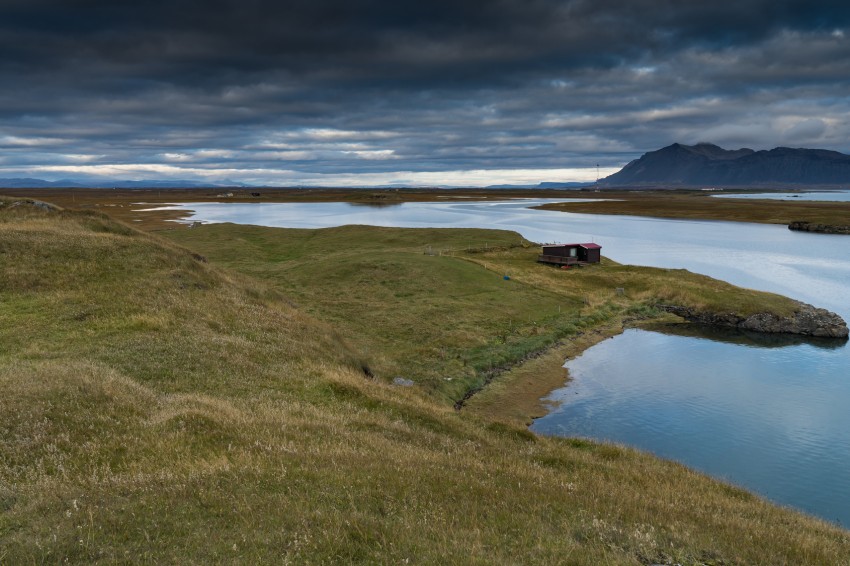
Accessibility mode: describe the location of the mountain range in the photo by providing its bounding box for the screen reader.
[5,143,850,189]
[601,143,850,187]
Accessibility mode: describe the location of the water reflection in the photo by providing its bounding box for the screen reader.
[642,322,848,350]
[346,201,405,208]
[713,190,850,202]
[532,327,850,526]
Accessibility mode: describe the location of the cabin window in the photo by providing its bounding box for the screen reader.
[569,248,577,257]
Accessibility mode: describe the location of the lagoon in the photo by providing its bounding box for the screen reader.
[154,199,850,525]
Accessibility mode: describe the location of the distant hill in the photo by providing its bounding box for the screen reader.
[0,178,593,190]
[485,181,593,189]
[0,177,248,189]
[601,143,850,187]
[0,177,84,188]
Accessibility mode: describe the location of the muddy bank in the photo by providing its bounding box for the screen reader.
[461,319,635,423]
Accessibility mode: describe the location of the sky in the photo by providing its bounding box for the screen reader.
[1,0,849,187]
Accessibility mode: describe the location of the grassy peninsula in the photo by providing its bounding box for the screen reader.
[3,197,849,564]
[165,222,801,417]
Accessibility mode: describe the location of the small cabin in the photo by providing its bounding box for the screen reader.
[538,243,601,266]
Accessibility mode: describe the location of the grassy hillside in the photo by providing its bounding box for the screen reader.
[3,197,850,564]
[167,225,607,404]
[166,222,800,411]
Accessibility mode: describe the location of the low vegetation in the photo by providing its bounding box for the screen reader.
[537,190,850,227]
[3,196,849,564]
[167,222,801,409]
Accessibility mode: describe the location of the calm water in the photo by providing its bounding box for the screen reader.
[713,189,850,202]
[154,199,850,525]
[531,328,850,525]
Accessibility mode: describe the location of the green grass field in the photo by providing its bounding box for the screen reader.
[167,222,801,411]
[3,197,849,564]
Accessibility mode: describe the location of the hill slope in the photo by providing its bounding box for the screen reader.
[2,197,849,564]
[602,143,850,186]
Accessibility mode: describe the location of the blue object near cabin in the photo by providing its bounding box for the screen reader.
[503,275,510,280]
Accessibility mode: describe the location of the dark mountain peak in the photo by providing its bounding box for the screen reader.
[685,143,721,157]
[602,143,850,187]
[661,142,692,152]
[693,142,754,159]
[648,142,754,161]
[764,146,847,159]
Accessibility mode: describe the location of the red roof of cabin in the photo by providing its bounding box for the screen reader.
[543,243,601,249]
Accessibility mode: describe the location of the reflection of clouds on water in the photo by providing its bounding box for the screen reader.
[642,322,846,350]
[534,329,850,526]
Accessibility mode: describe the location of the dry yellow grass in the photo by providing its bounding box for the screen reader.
[2,196,849,564]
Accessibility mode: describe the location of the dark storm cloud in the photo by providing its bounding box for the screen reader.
[1,0,850,184]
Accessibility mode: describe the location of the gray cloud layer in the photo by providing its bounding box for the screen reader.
[1,0,849,184]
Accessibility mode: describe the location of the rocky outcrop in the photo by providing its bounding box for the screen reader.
[658,302,848,339]
[0,198,59,212]
[788,221,850,235]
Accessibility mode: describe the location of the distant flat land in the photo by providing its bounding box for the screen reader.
[6,186,850,231]
[0,187,583,230]
[534,189,850,228]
